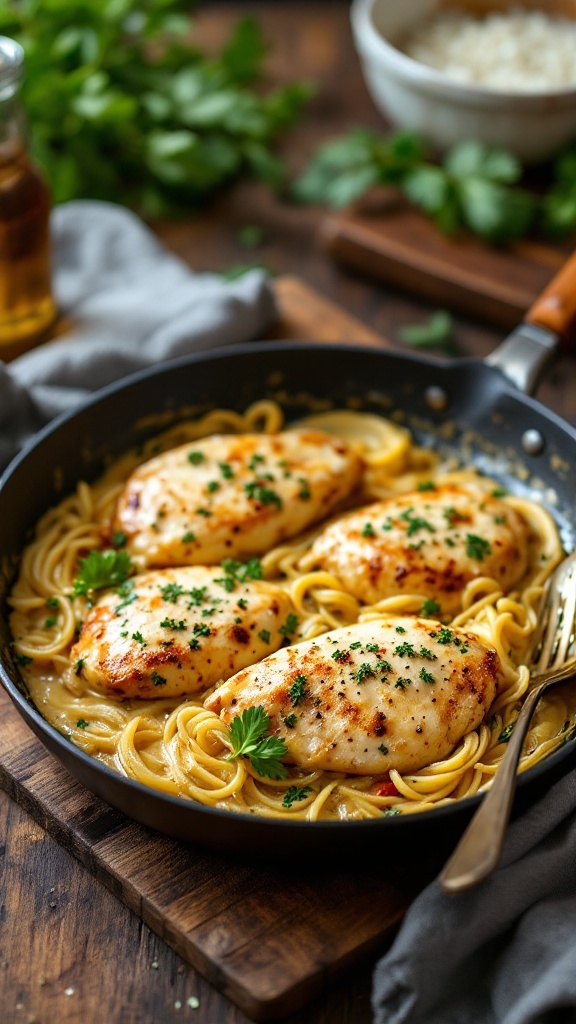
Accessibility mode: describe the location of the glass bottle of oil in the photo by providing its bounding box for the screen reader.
[0,36,56,359]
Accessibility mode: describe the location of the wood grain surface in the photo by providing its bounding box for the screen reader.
[320,198,573,330]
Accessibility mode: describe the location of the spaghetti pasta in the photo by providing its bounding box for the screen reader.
[8,402,576,821]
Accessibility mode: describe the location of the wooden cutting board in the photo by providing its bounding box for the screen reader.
[0,277,438,1024]
[320,194,573,329]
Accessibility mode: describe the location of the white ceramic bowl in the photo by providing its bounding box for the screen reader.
[351,0,576,162]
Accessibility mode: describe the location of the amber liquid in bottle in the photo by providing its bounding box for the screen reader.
[0,143,56,357]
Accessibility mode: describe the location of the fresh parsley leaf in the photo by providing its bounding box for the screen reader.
[397,311,457,353]
[282,785,312,808]
[7,7,311,215]
[421,598,441,617]
[73,549,133,598]
[227,705,288,779]
[466,533,492,561]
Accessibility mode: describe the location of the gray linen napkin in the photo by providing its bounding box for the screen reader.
[373,769,576,1024]
[0,200,277,471]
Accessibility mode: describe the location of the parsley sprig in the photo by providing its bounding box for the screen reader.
[73,549,134,599]
[227,706,288,779]
[294,129,576,244]
[3,3,312,215]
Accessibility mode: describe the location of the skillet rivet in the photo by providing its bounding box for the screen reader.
[424,386,448,411]
[521,429,545,456]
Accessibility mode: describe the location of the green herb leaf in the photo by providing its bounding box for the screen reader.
[227,705,288,779]
[397,311,456,353]
[282,785,312,808]
[73,549,133,598]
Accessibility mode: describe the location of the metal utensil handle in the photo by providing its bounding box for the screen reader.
[439,661,576,893]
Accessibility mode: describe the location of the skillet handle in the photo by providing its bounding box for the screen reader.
[525,248,576,340]
[485,249,576,393]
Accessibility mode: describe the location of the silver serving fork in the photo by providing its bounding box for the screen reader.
[440,552,576,893]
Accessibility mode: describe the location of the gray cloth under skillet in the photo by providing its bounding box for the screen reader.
[373,769,576,1024]
[0,200,277,471]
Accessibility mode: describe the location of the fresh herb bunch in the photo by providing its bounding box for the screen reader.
[294,129,576,243]
[0,0,312,214]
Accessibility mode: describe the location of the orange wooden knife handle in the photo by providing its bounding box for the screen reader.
[526,249,576,341]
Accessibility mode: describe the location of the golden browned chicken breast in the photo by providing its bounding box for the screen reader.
[113,430,363,569]
[307,483,530,615]
[205,617,501,775]
[69,565,295,700]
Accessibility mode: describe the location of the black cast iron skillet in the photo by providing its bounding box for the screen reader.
[1,260,576,858]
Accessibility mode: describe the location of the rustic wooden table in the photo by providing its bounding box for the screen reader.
[2,3,575,1024]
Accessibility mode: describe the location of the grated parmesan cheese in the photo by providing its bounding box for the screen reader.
[401,8,576,92]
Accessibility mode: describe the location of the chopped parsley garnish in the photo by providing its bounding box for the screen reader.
[280,613,299,638]
[378,744,389,754]
[219,462,234,479]
[227,705,288,779]
[421,598,441,617]
[73,549,134,598]
[382,517,393,531]
[244,480,283,507]
[382,807,401,817]
[493,515,506,525]
[189,638,201,650]
[332,649,347,661]
[248,453,265,470]
[111,530,127,548]
[132,631,147,646]
[76,719,89,729]
[365,643,380,653]
[349,641,362,650]
[418,647,437,661]
[114,579,137,616]
[395,626,406,634]
[44,617,57,629]
[418,481,436,491]
[283,785,312,808]
[258,629,271,644]
[354,663,375,683]
[160,582,184,603]
[237,598,248,610]
[182,531,196,543]
[297,477,311,500]
[362,522,376,538]
[289,674,308,706]
[283,713,298,729]
[399,507,435,537]
[433,627,453,645]
[443,506,467,526]
[187,450,205,465]
[196,507,212,517]
[395,642,416,658]
[466,533,492,561]
[395,677,411,689]
[186,586,208,607]
[491,487,507,498]
[376,659,393,674]
[215,558,263,592]
[45,596,59,609]
[193,623,211,637]
[206,480,220,493]
[160,617,187,630]
[74,658,85,674]
[151,671,167,687]
[15,652,32,666]
[419,667,435,684]
[498,722,515,743]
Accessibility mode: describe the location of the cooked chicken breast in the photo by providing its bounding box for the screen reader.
[307,483,530,615]
[205,617,501,775]
[69,566,294,700]
[113,430,363,569]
